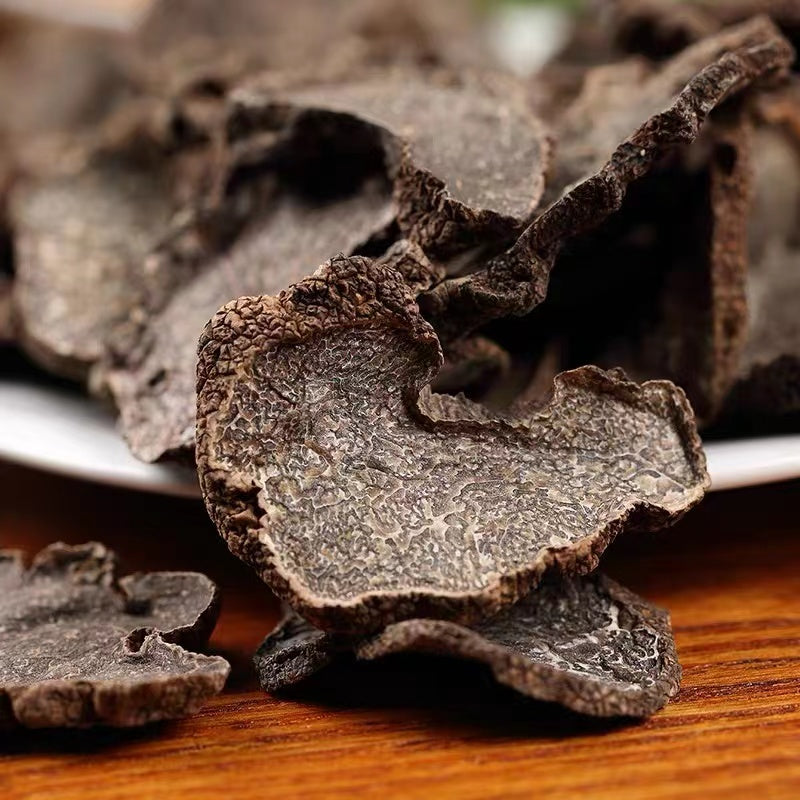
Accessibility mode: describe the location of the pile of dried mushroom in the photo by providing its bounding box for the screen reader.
[1,0,799,729]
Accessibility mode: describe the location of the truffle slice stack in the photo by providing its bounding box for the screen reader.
[195,255,708,716]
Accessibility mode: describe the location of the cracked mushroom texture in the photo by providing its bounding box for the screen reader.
[196,255,708,633]
[255,573,681,718]
[0,543,229,729]
[419,17,794,341]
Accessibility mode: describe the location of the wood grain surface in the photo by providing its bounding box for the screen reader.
[0,461,798,799]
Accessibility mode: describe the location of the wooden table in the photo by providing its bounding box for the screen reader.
[1,461,798,799]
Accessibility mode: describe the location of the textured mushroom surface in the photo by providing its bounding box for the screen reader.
[255,574,681,718]
[0,543,229,729]
[10,150,176,380]
[420,17,793,340]
[229,71,549,256]
[197,255,708,632]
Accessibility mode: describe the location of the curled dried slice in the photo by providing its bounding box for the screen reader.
[229,70,550,256]
[421,17,793,340]
[522,110,752,423]
[255,574,681,718]
[197,255,707,633]
[0,543,229,729]
[10,153,174,379]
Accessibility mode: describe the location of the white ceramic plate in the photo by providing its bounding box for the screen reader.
[1,377,799,497]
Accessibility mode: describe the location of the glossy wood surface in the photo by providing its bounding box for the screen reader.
[1,462,798,799]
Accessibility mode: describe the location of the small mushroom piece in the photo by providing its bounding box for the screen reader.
[197,255,707,633]
[420,17,793,340]
[255,573,681,718]
[0,543,229,729]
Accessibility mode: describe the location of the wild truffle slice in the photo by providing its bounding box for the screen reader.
[0,543,229,729]
[255,574,681,718]
[197,255,707,633]
[271,73,551,255]
[421,17,793,340]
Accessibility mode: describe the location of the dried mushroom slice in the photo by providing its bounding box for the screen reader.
[255,573,681,718]
[10,152,174,379]
[9,99,218,382]
[197,255,707,633]
[229,70,550,256]
[420,18,793,340]
[0,542,229,729]
[643,113,751,420]
[525,110,752,423]
[254,610,346,692]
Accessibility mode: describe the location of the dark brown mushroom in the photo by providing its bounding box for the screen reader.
[420,17,793,341]
[255,573,681,718]
[9,100,220,381]
[228,70,550,257]
[196,255,707,633]
[0,542,229,729]
[509,105,753,423]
